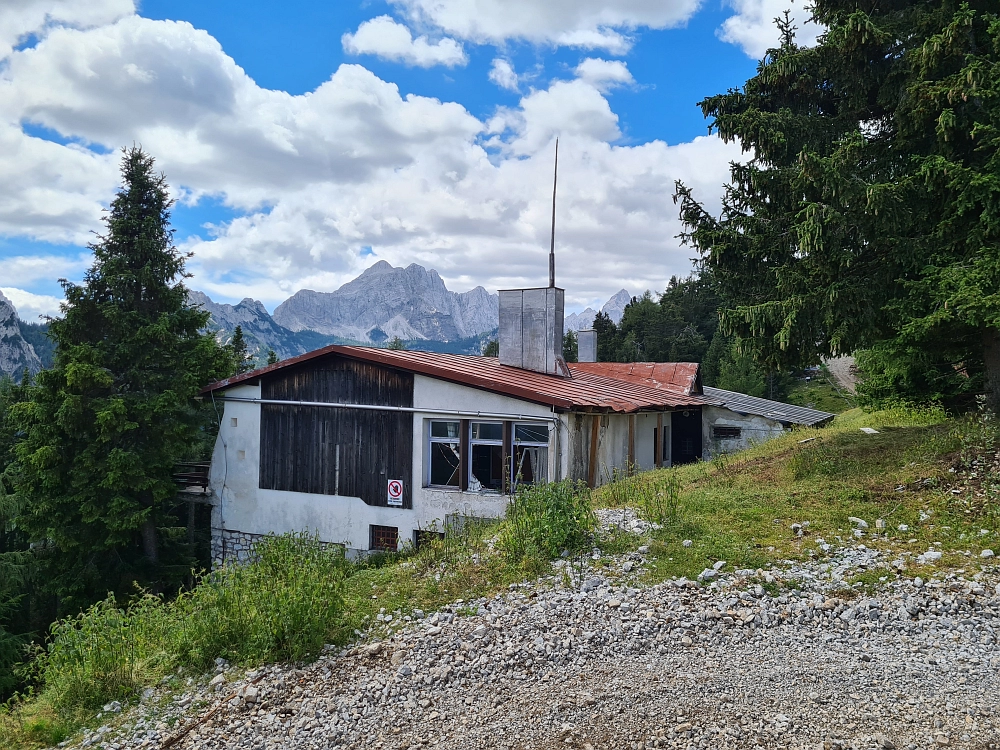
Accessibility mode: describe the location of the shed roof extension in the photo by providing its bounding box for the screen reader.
[202,345,710,413]
[702,386,835,427]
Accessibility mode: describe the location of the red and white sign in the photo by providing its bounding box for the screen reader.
[387,479,403,506]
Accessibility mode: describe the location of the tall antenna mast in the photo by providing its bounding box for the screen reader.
[549,138,558,288]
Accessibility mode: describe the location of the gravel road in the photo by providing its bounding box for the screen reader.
[81,542,1000,750]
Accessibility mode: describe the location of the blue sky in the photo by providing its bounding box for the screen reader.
[0,0,818,319]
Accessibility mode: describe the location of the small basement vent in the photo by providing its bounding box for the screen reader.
[712,425,742,439]
[369,525,399,552]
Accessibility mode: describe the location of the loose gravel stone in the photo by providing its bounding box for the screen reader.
[71,540,1000,750]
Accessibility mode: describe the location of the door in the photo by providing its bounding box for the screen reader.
[671,408,702,465]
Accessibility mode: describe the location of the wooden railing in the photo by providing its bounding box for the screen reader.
[173,462,210,491]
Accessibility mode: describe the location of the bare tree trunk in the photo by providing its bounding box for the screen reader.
[141,516,159,565]
[984,327,1000,414]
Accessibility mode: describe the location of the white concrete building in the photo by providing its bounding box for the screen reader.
[202,347,832,562]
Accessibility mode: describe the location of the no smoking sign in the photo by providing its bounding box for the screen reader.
[387,479,403,507]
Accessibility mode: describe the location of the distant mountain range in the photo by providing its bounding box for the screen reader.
[1,263,632,376]
[564,289,631,331]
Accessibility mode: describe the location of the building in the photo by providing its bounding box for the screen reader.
[201,286,833,561]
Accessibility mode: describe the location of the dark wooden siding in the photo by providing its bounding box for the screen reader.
[259,357,414,508]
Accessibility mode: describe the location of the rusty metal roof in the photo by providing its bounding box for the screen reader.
[569,362,702,395]
[202,345,709,413]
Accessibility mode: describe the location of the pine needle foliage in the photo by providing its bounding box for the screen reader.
[675,2,1000,410]
[9,147,228,612]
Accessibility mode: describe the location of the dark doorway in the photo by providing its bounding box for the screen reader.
[671,408,703,465]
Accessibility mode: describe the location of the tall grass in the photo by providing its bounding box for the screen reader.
[499,480,594,565]
[599,465,685,527]
[35,533,348,712]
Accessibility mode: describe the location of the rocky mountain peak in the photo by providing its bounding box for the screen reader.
[0,291,42,381]
[564,288,632,331]
[273,262,498,343]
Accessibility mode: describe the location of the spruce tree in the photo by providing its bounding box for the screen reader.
[227,325,254,375]
[676,3,1000,409]
[11,147,226,610]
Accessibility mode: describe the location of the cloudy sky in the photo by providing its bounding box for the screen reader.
[0,0,820,320]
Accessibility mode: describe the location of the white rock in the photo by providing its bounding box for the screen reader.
[847,517,869,529]
[682,540,693,547]
[981,549,995,559]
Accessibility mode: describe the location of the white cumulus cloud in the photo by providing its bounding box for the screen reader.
[342,15,466,68]
[488,58,519,91]
[1,287,62,320]
[0,7,743,312]
[574,58,634,92]
[392,0,702,53]
[718,0,822,58]
[0,0,134,58]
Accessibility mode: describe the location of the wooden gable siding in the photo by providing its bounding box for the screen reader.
[259,357,414,508]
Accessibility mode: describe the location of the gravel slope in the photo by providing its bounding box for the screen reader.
[78,543,1000,750]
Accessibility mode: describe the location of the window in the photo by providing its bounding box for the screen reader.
[413,529,445,549]
[370,525,399,552]
[470,421,504,492]
[512,423,548,489]
[428,421,461,487]
[712,425,742,439]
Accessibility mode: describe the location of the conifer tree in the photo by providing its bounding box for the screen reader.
[227,325,254,375]
[676,3,1000,409]
[11,147,226,610]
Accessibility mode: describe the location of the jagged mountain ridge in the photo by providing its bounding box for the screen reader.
[564,289,631,331]
[186,291,339,361]
[0,291,42,381]
[273,261,499,343]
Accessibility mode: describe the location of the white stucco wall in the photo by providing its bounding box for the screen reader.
[702,405,787,459]
[209,376,565,558]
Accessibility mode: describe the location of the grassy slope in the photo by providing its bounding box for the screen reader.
[597,407,994,585]
[784,365,856,413]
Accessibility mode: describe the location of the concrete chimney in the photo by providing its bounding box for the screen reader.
[499,287,571,377]
[577,329,597,363]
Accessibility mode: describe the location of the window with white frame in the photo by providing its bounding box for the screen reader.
[512,423,548,489]
[428,421,461,487]
[469,421,503,491]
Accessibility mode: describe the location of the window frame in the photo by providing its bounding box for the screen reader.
[427,420,462,489]
[468,420,505,493]
[712,425,743,440]
[510,422,550,490]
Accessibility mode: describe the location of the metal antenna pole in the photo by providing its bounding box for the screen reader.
[549,138,558,288]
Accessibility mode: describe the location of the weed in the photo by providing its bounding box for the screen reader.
[499,480,594,566]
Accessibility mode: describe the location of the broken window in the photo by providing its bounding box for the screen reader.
[428,420,461,487]
[712,425,742,439]
[512,423,548,489]
[469,421,503,492]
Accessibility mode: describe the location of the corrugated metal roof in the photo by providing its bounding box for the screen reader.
[202,345,708,413]
[703,386,835,427]
[569,362,701,395]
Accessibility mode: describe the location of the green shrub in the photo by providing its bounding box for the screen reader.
[499,480,594,564]
[36,533,347,712]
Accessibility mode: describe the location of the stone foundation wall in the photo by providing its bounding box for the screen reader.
[211,527,268,566]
